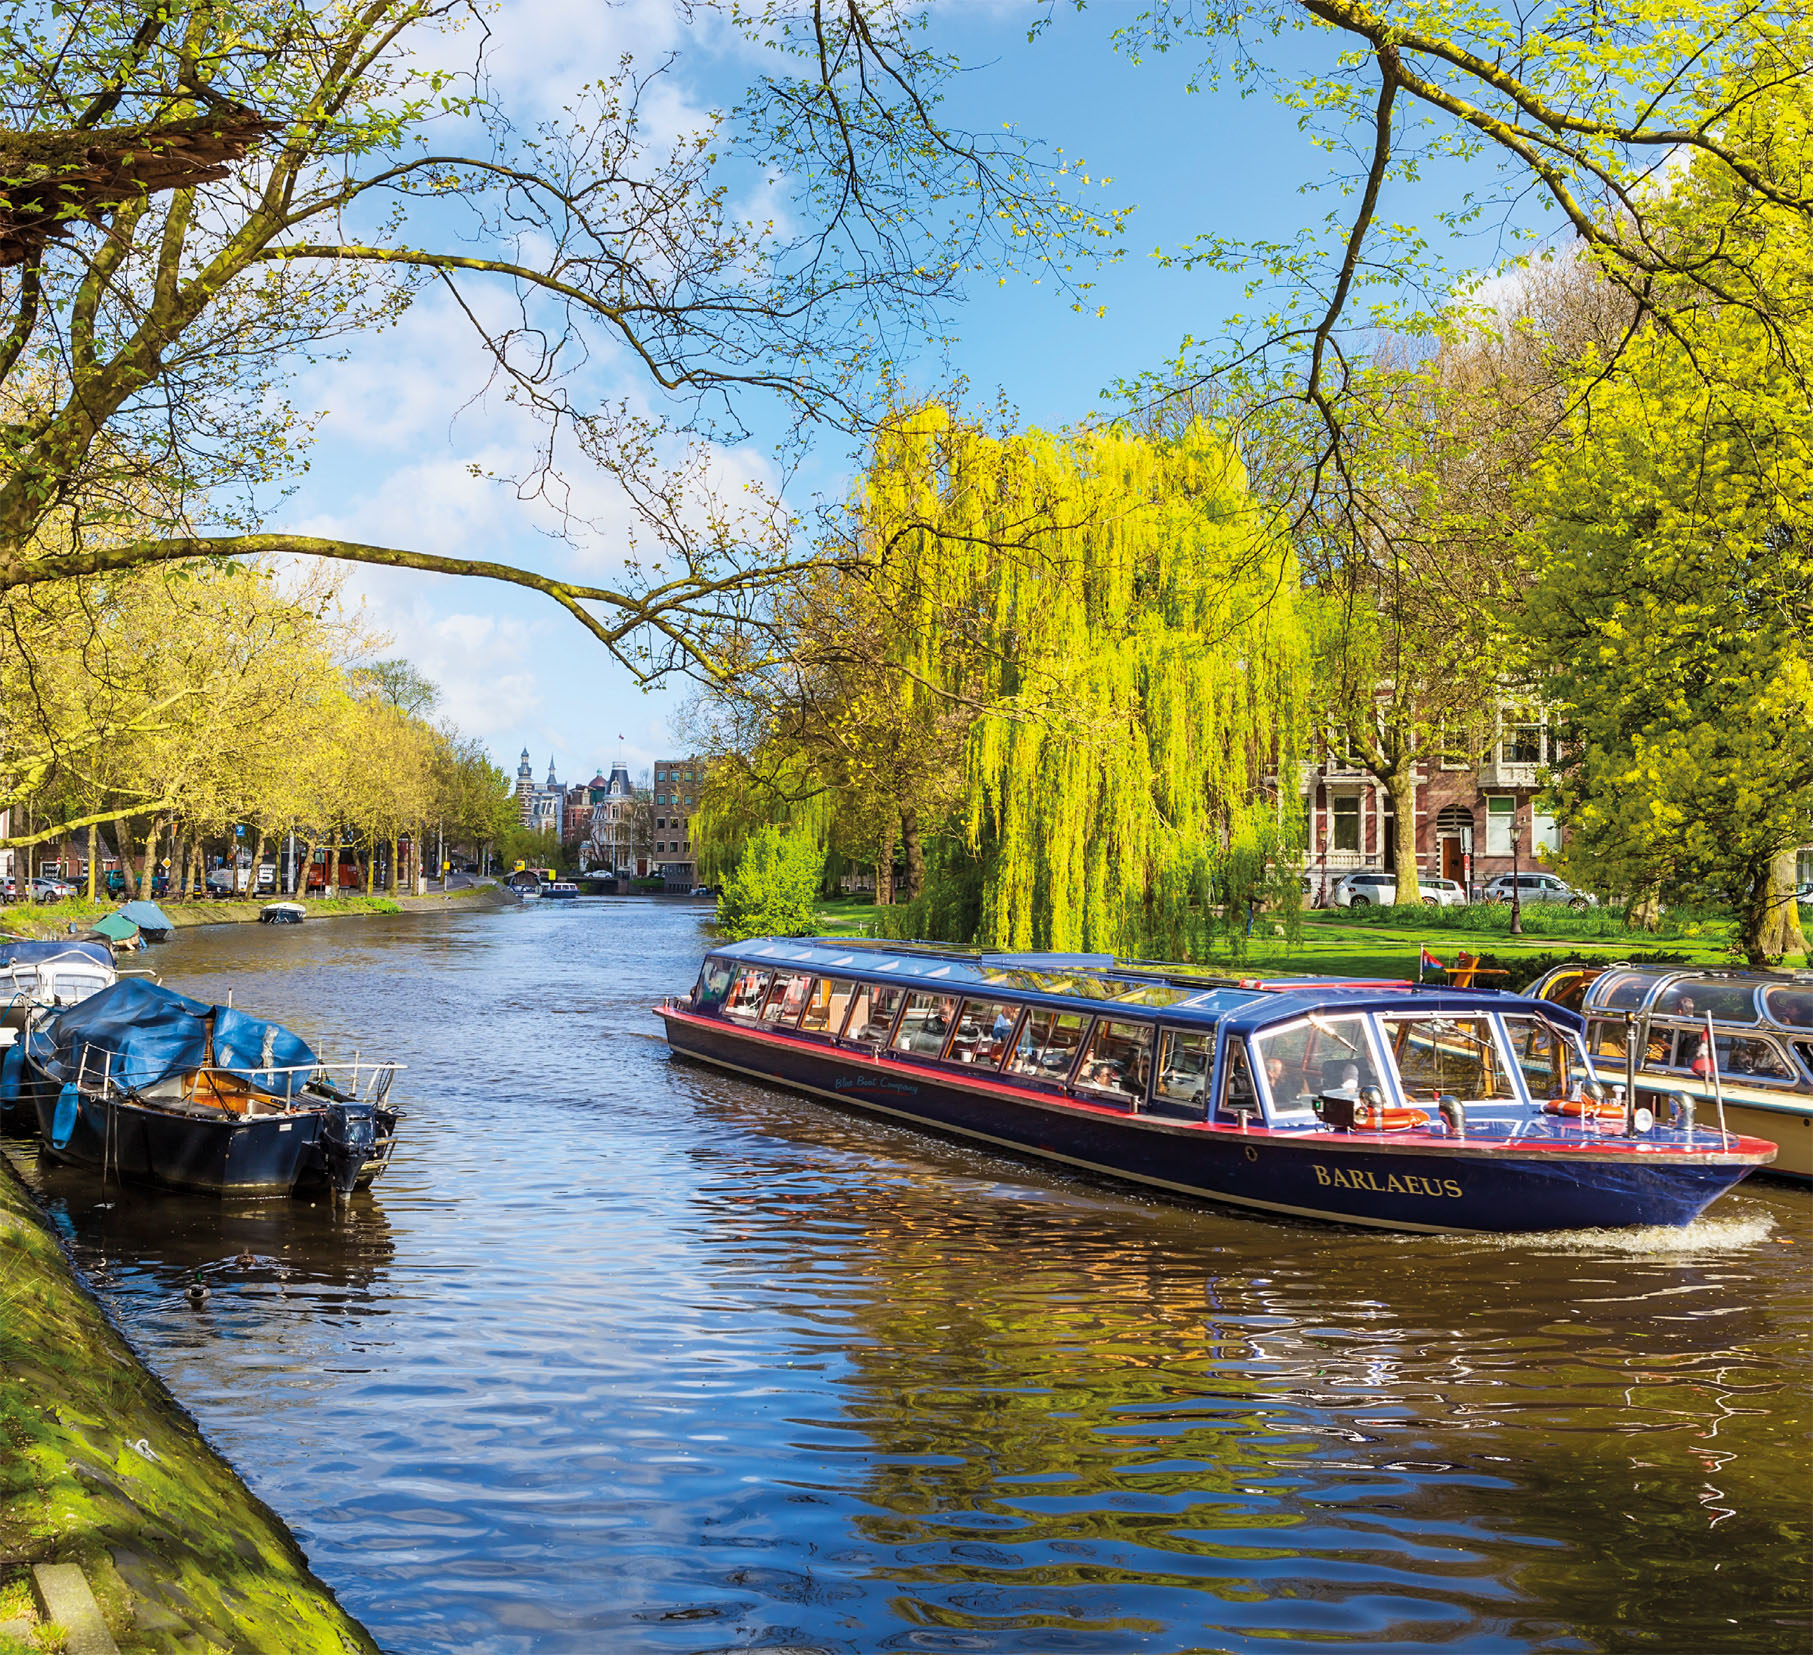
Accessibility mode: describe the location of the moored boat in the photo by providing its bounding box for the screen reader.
[655,939,1776,1234]
[544,881,580,900]
[119,899,175,942]
[20,978,403,1198]
[1530,964,1812,1181]
[260,901,307,924]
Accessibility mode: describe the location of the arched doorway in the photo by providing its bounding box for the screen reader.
[1436,804,1473,884]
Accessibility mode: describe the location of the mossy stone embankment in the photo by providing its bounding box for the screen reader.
[0,1155,378,1654]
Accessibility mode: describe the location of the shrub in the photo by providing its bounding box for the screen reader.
[1328,901,1723,942]
[715,827,824,940]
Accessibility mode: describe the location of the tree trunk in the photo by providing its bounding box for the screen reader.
[299,838,318,898]
[324,836,341,901]
[875,814,897,906]
[1386,766,1420,906]
[249,828,266,898]
[365,832,377,894]
[389,834,401,896]
[136,818,160,900]
[85,822,97,902]
[900,808,924,904]
[1624,886,1662,931]
[1750,846,1808,964]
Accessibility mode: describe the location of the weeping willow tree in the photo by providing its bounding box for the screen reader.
[860,403,1308,956]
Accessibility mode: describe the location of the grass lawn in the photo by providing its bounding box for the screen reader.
[803,895,1790,986]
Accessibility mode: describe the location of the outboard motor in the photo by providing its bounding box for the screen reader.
[320,1100,378,1197]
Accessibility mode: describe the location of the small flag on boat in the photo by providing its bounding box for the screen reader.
[1420,946,1445,976]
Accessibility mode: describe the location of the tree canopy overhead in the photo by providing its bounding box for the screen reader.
[0,0,1116,677]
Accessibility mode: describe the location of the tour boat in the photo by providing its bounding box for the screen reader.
[19,978,403,1198]
[1530,964,1812,1181]
[544,882,580,900]
[260,901,307,924]
[655,939,1776,1233]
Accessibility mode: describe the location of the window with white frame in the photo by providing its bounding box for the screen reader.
[1486,796,1515,856]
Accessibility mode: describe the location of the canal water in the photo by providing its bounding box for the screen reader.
[6,901,1809,1653]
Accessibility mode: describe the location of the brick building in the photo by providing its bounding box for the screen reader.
[1301,710,1567,902]
[651,757,705,891]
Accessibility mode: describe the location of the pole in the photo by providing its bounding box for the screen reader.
[1510,823,1524,936]
[1705,1011,1729,1149]
[1622,1010,1637,1135]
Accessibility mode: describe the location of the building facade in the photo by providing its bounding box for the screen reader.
[651,757,705,891]
[1301,711,1568,902]
[580,764,649,875]
[514,750,567,838]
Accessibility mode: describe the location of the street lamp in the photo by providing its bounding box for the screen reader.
[1510,820,1524,936]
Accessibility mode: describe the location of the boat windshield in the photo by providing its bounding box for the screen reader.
[1500,1016,1576,1102]
[1378,1015,1517,1105]
[694,958,734,1010]
[1594,970,1663,1011]
[1254,1015,1378,1124]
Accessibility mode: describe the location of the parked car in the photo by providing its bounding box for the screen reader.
[30,876,75,901]
[1480,872,1598,909]
[0,876,17,902]
[1330,871,1467,908]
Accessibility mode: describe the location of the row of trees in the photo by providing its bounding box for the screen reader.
[0,560,519,897]
[689,67,1811,963]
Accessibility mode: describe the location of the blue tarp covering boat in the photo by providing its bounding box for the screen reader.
[35,977,318,1099]
[0,939,116,972]
[118,900,175,939]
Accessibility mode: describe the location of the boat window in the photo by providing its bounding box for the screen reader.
[1652,980,1759,1025]
[844,983,905,1043]
[722,967,773,1022]
[1154,1030,1214,1114]
[1671,1028,1797,1084]
[1378,1015,1515,1104]
[694,958,734,1011]
[891,992,960,1056]
[1005,1010,1090,1083]
[1761,986,1813,1030]
[1587,1018,1627,1062]
[1109,982,1191,1009]
[1220,1043,1260,1122]
[943,1000,1021,1069]
[1072,1020,1152,1104]
[759,971,812,1026]
[798,978,857,1037]
[1594,971,1662,1011]
[1503,1017,1573,1101]
[1791,1038,1813,1081]
[1255,1016,1376,1124]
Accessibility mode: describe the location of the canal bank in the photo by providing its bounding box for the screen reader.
[1,884,503,942]
[0,1152,379,1653]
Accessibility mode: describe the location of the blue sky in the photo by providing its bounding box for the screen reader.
[279,0,1543,789]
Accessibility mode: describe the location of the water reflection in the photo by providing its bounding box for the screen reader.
[5,900,1807,1654]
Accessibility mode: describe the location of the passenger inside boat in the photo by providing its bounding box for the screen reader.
[1254,1016,1378,1122]
[760,972,813,1025]
[891,992,960,1056]
[1073,1019,1152,1105]
[946,1001,1019,1067]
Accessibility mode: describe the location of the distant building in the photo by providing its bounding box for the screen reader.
[651,757,705,890]
[581,763,649,876]
[514,749,567,838]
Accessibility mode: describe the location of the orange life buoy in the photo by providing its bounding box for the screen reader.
[1350,1100,1432,1132]
[1542,1098,1628,1126]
